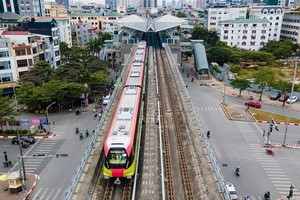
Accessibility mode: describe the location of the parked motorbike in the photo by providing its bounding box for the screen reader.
[76,109,81,115]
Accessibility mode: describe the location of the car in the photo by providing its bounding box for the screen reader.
[102,94,111,106]
[270,92,281,100]
[279,94,289,102]
[286,95,298,104]
[226,182,238,200]
[245,101,261,108]
[12,136,36,145]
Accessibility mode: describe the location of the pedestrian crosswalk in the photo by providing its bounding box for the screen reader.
[31,187,64,200]
[197,106,222,112]
[24,139,58,173]
[242,130,300,200]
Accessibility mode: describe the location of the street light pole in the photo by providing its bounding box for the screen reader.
[46,101,56,133]
[283,60,298,146]
[12,85,26,180]
[223,66,227,104]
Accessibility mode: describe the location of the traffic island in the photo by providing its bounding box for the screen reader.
[0,173,39,200]
[221,103,256,122]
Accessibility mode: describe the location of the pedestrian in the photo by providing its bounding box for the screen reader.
[93,108,96,113]
[187,73,190,78]
[287,188,293,199]
[191,78,194,82]
[207,131,210,138]
[262,130,265,139]
[94,113,97,119]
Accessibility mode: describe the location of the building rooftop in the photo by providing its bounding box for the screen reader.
[219,18,270,24]
[33,17,56,23]
[106,12,123,17]
[0,12,22,20]
[69,12,104,17]
[1,31,31,35]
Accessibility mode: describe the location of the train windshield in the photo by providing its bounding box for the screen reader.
[108,149,128,168]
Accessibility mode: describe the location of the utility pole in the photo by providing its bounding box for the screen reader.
[46,101,56,133]
[283,60,297,146]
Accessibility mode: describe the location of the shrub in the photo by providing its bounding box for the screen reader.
[21,129,29,135]
[5,130,16,135]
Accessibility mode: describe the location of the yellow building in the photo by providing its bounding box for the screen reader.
[45,2,68,17]
[69,12,123,32]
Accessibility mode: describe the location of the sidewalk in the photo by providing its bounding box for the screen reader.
[0,173,39,200]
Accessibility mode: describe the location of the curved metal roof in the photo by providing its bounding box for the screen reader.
[194,43,209,72]
[115,14,187,33]
[0,12,21,20]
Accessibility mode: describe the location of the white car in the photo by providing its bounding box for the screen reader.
[226,182,238,200]
[286,96,298,104]
[102,95,111,106]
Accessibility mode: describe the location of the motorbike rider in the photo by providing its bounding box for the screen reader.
[264,191,270,200]
[76,109,81,115]
[75,127,79,134]
[235,165,240,174]
[79,132,83,140]
[85,130,89,137]
[207,131,210,138]
[266,147,273,155]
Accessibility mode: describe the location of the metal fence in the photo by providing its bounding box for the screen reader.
[165,45,230,200]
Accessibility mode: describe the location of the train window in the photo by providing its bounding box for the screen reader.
[108,149,127,168]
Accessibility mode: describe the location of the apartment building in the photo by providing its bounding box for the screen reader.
[218,18,270,51]
[0,38,17,87]
[45,1,68,17]
[55,17,72,46]
[249,6,283,41]
[280,12,300,43]
[71,21,96,46]
[18,0,45,17]
[69,12,123,32]
[204,5,247,30]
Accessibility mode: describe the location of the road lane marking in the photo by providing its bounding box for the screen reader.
[52,188,62,200]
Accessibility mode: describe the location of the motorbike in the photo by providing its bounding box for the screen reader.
[76,109,81,115]
[264,191,270,200]
[235,166,240,176]
[79,133,83,140]
[266,148,275,156]
[207,131,210,138]
[75,127,79,134]
[85,130,89,137]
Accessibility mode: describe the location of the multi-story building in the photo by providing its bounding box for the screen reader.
[71,21,95,46]
[55,17,72,46]
[218,18,270,51]
[249,6,283,41]
[56,0,69,8]
[105,23,119,35]
[0,11,23,30]
[204,5,247,30]
[23,18,61,68]
[45,2,68,17]
[0,0,19,14]
[18,0,45,17]
[280,12,300,43]
[0,38,17,86]
[69,12,123,32]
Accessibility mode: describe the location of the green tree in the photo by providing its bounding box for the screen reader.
[176,11,186,18]
[230,79,251,96]
[270,80,293,106]
[54,62,90,84]
[206,46,231,66]
[191,26,219,46]
[59,42,71,63]
[20,61,54,86]
[17,82,52,110]
[273,45,293,59]
[254,67,277,101]
[88,32,111,56]
[0,96,17,124]
[89,71,109,95]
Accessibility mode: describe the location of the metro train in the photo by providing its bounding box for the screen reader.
[103,41,147,180]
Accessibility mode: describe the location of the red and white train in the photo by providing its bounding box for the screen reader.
[103,41,147,179]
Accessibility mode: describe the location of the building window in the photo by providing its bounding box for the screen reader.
[32,47,38,54]
[252,30,256,34]
[251,36,256,39]
[0,51,9,57]
[262,30,266,34]
[253,24,257,27]
[261,36,266,39]
[0,61,11,70]
[243,24,248,27]
[223,36,228,40]
[250,41,255,45]
[242,36,247,39]
[17,59,28,67]
[242,42,246,45]
[15,49,26,56]
[243,30,247,34]
[56,60,60,66]
[260,42,265,45]
[55,50,60,56]
[54,40,59,46]
[0,73,13,82]
[224,30,228,34]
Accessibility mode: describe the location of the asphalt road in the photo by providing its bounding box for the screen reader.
[0,108,99,200]
[182,69,300,199]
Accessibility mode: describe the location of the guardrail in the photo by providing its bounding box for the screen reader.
[165,45,230,200]
[63,46,135,200]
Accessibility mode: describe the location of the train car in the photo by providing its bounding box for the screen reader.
[103,41,147,180]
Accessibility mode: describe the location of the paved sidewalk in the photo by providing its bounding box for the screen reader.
[0,173,39,200]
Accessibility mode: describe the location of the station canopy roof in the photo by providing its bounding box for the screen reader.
[115,14,187,33]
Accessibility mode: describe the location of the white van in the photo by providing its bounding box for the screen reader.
[226,182,238,200]
[102,95,111,106]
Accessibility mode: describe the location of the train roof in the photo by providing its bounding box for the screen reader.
[126,62,143,86]
[106,86,142,152]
